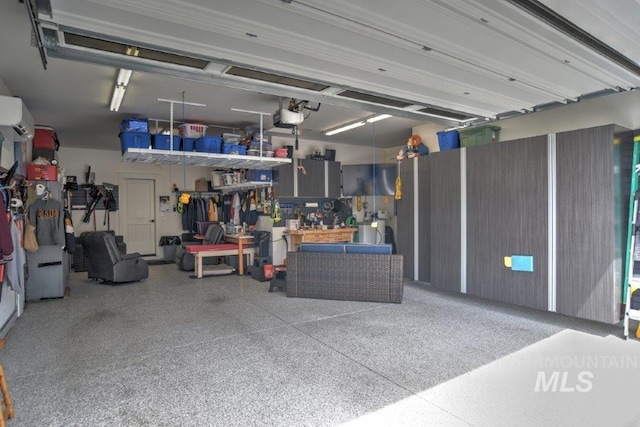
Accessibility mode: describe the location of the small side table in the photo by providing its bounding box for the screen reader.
[268,266,287,293]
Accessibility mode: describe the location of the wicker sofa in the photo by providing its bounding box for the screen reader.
[286,243,403,303]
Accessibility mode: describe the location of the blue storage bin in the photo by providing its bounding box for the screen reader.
[194,136,222,153]
[181,137,195,152]
[246,169,272,182]
[152,134,180,150]
[222,144,247,155]
[120,132,151,154]
[437,130,460,151]
[120,118,148,133]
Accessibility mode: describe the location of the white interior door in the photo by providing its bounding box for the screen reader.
[123,178,156,255]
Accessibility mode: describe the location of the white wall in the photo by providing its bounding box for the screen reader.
[58,147,212,255]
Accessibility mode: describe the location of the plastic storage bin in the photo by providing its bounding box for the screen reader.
[120,118,148,133]
[437,130,460,151]
[152,134,180,150]
[250,141,272,151]
[181,137,195,152]
[274,148,288,158]
[120,132,151,154]
[178,123,207,138]
[459,126,500,147]
[222,144,247,155]
[246,170,273,182]
[194,136,222,153]
[223,133,242,143]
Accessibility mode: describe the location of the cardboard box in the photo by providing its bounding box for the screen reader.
[195,179,209,192]
[27,164,58,181]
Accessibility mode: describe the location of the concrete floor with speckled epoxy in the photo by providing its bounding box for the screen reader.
[1,264,636,426]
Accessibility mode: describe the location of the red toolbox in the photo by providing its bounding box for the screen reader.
[33,126,60,150]
[27,164,58,181]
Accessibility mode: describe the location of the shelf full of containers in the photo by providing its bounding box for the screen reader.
[119,118,292,170]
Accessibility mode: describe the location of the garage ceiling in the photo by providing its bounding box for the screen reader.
[1,0,639,150]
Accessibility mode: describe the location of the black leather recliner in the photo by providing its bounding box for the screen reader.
[81,231,149,283]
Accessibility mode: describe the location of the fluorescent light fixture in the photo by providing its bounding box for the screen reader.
[325,121,366,136]
[366,114,392,123]
[109,68,133,112]
[117,69,132,86]
[109,84,126,112]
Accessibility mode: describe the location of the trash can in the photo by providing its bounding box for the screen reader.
[159,236,181,262]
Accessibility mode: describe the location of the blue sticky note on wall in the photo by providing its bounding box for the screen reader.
[511,255,534,272]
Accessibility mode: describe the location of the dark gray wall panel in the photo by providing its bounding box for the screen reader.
[418,156,430,283]
[466,136,548,309]
[396,158,414,278]
[556,125,617,323]
[429,150,461,292]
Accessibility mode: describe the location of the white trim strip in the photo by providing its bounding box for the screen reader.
[293,158,298,197]
[460,148,467,293]
[324,161,329,197]
[548,133,557,312]
[414,157,419,280]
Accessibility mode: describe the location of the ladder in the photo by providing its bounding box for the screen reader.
[623,135,640,339]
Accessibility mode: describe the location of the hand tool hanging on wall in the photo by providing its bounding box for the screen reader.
[102,182,117,228]
[82,185,102,223]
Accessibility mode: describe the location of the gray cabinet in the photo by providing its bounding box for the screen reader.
[274,163,294,197]
[396,158,415,279]
[298,159,325,197]
[275,159,341,197]
[327,161,341,197]
[395,124,628,324]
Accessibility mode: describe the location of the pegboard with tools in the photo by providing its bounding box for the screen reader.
[276,197,352,227]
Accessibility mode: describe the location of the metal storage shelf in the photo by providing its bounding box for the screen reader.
[122,148,292,169]
[217,181,274,192]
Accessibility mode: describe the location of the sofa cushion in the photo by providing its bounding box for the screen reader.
[298,243,345,253]
[297,242,392,255]
[345,243,392,255]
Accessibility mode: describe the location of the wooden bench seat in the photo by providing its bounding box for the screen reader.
[185,244,256,278]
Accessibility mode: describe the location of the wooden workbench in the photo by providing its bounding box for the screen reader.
[286,228,357,252]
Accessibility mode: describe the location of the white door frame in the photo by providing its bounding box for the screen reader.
[118,171,160,256]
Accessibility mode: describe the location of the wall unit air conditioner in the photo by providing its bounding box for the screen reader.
[0,95,35,140]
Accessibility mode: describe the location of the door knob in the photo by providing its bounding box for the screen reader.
[150,219,155,223]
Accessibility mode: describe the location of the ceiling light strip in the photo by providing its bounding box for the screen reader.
[366,114,392,123]
[325,121,366,136]
[109,84,126,112]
